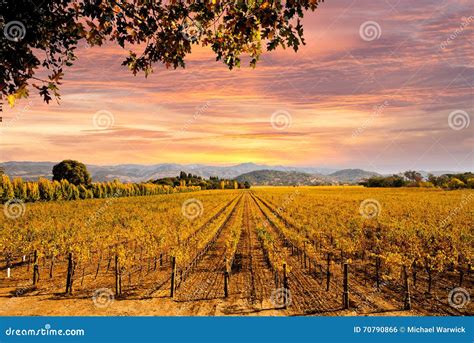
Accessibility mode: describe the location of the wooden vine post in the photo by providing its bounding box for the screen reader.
[326,253,331,291]
[403,266,411,310]
[283,263,288,309]
[303,241,307,268]
[32,250,39,285]
[343,263,349,309]
[106,248,113,272]
[224,258,229,298]
[65,252,74,295]
[49,255,55,279]
[95,252,102,279]
[170,256,176,298]
[115,254,122,296]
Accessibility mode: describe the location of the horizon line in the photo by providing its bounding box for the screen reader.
[0,160,471,175]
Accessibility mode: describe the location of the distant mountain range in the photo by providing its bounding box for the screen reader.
[0,161,466,185]
[0,161,337,182]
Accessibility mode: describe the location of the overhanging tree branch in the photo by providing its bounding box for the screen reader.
[0,0,325,106]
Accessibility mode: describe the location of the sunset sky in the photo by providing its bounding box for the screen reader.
[1,0,473,173]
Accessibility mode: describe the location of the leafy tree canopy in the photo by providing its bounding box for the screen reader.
[1,0,324,106]
[52,160,92,186]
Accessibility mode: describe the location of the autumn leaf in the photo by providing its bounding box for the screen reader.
[7,94,16,108]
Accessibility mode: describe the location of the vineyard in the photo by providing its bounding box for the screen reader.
[0,187,472,316]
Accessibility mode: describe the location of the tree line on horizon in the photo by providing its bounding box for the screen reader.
[152,171,251,190]
[361,170,474,189]
[0,160,200,204]
[0,160,252,205]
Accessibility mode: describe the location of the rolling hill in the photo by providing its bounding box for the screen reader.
[235,170,327,186]
[235,169,381,185]
[327,169,381,183]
